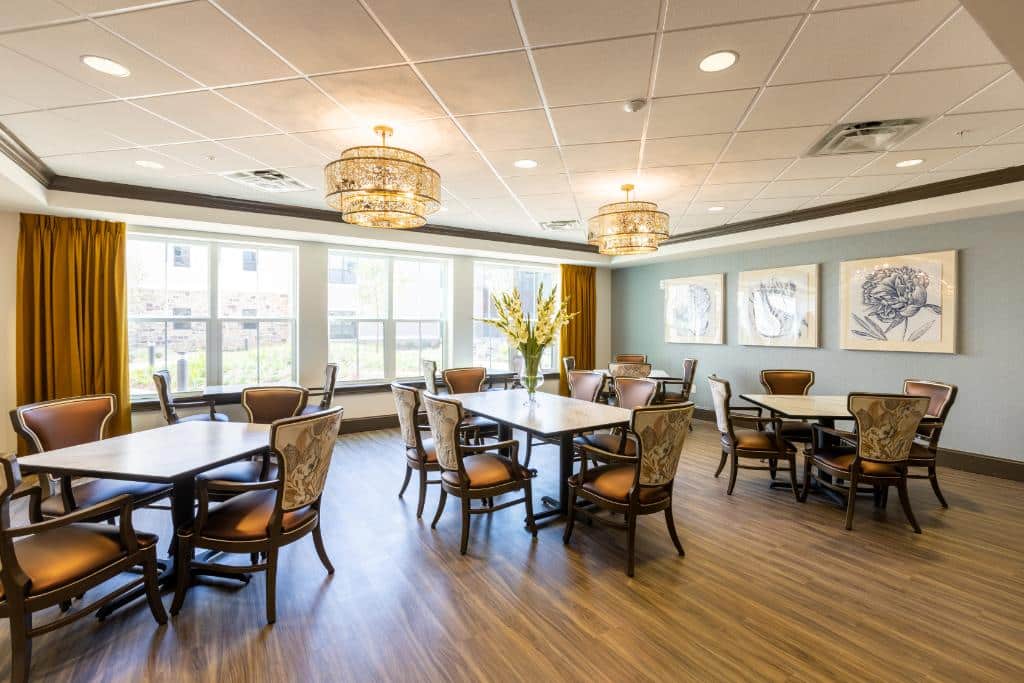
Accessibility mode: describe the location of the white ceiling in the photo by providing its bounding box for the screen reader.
[1,0,1023,244]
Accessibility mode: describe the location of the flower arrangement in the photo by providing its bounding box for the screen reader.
[478,284,578,401]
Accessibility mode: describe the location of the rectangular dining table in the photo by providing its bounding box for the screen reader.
[450,390,632,524]
[18,421,272,617]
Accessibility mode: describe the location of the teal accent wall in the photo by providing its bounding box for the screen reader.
[611,211,1024,460]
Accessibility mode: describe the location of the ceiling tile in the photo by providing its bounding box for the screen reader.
[272,165,326,192]
[520,193,577,217]
[813,0,889,9]
[896,110,1024,150]
[953,72,1024,114]
[418,51,540,115]
[216,0,400,73]
[444,174,512,200]
[665,0,811,30]
[771,1,956,85]
[897,9,1006,72]
[43,147,196,179]
[561,141,639,173]
[705,158,793,184]
[571,170,640,198]
[647,89,758,138]
[893,169,984,188]
[853,147,968,175]
[758,177,838,198]
[0,94,31,117]
[0,46,110,110]
[0,20,197,97]
[218,79,356,133]
[222,134,327,168]
[0,1,76,30]
[457,109,553,151]
[842,64,1010,122]
[823,174,902,196]
[550,102,644,145]
[656,17,800,97]
[314,66,444,124]
[637,166,709,199]
[685,200,749,215]
[742,77,879,129]
[98,1,294,87]
[504,173,571,196]
[533,35,655,107]
[486,147,564,177]
[721,125,827,161]
[2,110,129,156]
[939,143,1024,171]
[642,134,731,166]
[61,1,162,12]
[152,141,261,173]
[517,0,660,45]
[365,0,521,60]
[58,101,199,145]
[992,123,1024,145]
[777,152,880,179]
[746,196,809,212]
[695,182,767,201]
[135,91,275,139]
[296,117,472,158]
[431,152,490,180]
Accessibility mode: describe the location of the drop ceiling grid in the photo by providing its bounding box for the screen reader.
[0,0,1020,238]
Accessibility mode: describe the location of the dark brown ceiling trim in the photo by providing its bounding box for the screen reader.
[665,164,1024,245]
[47,174,600,253]
[0,121,51,186]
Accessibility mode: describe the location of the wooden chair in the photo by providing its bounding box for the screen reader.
[614,354,647,363]
[707,376,799,500]
[302,363,339,415]
[422,359,440,393]
[660,358,698,404]
[564,402,695,576]
[9,395,171,521]
[170,407,343,624]
[441,367,499,442]
[902,379,958,507]
[241,386,308,424]
[759,369,815,444]
[562,356,576,379]
[421,392,536,555]
[608,362,652,379]
[392,383,441,518]
[0,456,166,683]
[802,394,930,533]
[524,371,605,468]
[573,377,657,460]
[153,370,228,424]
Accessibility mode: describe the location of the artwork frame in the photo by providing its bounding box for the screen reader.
[737,264,819,348]
[662,273,724,345]
[840,249,957,354]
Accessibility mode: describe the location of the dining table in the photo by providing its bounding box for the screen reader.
[450,389,632,525]
[18,421,272,618]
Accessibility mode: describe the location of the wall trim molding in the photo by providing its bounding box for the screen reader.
[343,414,400,433]
[0,121,51,186]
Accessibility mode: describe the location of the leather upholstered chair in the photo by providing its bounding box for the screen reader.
[422,359,440,393]
[760,369,815,444]
[902,379,958,507]
[660,358,698,404]
[153,370,228,424]
[802,394,930,533]
[302,363,339,415]
[171,407,343,624]
[392,383,441,518]
[421,392,536,555]
[10,395,171,521]
[573,377,657,459]
[0,456,166,682]
[707,376,799,500]
[441,367,499,442]
[523,371,605,468]
[562,356,576,380]
[241,386,308,424]
[614,354,647,363]
[565,402,695,576]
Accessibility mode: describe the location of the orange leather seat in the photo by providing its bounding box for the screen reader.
[573,432,637,456]
[813,452,899,477]
[0,524,157,600]
[907,442,934,462]
[440,454,524,489]
[41,479,170,518]
[462,414,498,431]
[724,429,795,453]
[570,464,669,504]
[410,437,438,463]
[200,489,317,541]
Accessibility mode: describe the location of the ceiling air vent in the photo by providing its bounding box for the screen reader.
[539,219,580,232]
[221,169,312,193]
[809,118,926,156]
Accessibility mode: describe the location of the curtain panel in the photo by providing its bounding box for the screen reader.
[558,264,596,396]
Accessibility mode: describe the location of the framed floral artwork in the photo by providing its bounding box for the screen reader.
[662,274,724,344]
[738,264,819,348]
[840,250,957,353]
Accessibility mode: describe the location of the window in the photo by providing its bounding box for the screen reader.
[328,250,447,382]
[127,235,296,395]
[472,262,559,372]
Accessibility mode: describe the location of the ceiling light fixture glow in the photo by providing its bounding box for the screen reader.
[707,206,725,212]
[135,160,164,169]
[587,184,670,256]
[699,50,738,72]
[81,54,131,77]
[895,158,924,168]
[513,159,538,169]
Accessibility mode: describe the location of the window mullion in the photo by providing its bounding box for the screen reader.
[385,258,396,380]
[209,243,222,386]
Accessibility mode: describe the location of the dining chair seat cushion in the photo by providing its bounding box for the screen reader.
[41,479,170,517]
[570,464,669,505]
[200,490,316,541]
[0,524,157,599]
[572,432,637,456]
[199,460,272,484]
[440,454,526,489]
[407,437,438,463]
[724,429,795,453]
[461,415,499,433]
[812,452,900,477]
[771,420,813,441]
[660,392,687,403]
[178,412,229,423]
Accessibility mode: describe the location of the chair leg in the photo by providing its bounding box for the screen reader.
[431,489,447,529]
[726,451,739,495]
[928,464,949,508]
[459,497,471,555]
[265,548,279,624]
[562,489,577,544]
[768,458,778,480]
[800,455,813,502]
[714,449,728,477]
[9,610,31,683]
[844,471,859,531]
[416,468,428,519]
[312,522,335,574]
[169,533,194,616]
[398,465,412,498]
[524,438,533,468]
[664,505,685,556]
[142,553,168,625]
[872,485,883,508]
[523,480,537,537]
[625,512,638,577]
[897,477,922,534]
[788,454,800,501]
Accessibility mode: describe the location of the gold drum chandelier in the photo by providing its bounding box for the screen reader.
[324,125,441,229]
[587,183,670,255]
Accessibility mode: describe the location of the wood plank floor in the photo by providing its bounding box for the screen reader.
[3,421,1023,682]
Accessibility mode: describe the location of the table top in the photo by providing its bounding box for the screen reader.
[740,394,851,420]
[18,422,272,483]
[596,369,672,379]
[451,390,631,437]
[202,382,301,397]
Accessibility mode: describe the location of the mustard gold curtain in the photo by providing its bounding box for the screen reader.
[558,264,596,396]
[16,213,131,440]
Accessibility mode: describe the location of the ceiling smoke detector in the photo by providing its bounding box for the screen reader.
[623,98,647,113]
[539,219,580,232]
[809,119,926,156]
[221,169,312,193]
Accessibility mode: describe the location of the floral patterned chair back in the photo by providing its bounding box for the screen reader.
[608,362,652,379]
[760,369,815,395]
[614,377,657,410]
[632,403,695,487]
[421,393,463,472]
[390,383,421,450]
[422,359,438,393]
[442,367,487,394]
[569,371,603,403]
[615,354,647,363]
[270,406,343,511]
[706,375,734,441]
[848,394,930,463]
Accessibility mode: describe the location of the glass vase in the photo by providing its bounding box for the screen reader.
[519,350,544,404]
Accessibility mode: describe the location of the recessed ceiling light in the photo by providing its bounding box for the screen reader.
[81,54,130,78]
[699,51,738,73]
[514,159,538,169]
[135,160,164,169]
[895,158,924,168]
[707,206,725,212]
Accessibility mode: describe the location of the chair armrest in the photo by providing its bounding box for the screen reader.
[6,494,133,538]
[577,442,638,464]
[730,414,777,431]
[461,439,518,456]
[174,397,218,418]
[9,484,43,522]
[199,478,281,495]
[306,389,328,397]
[729,405,763,415]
